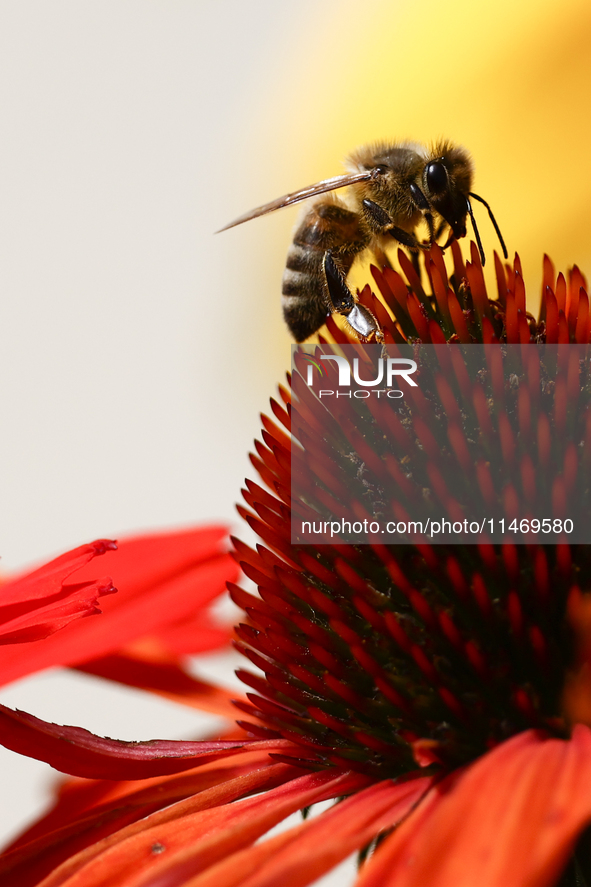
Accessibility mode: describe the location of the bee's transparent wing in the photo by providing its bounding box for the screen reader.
[218,171,373,232]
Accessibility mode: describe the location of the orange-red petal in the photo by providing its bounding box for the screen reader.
[188,774,435,887]
[36,769,369,887]
[0,758,300,887]
[357,726,591,887]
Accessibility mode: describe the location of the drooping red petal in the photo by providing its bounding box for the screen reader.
[0,526,236,685]
[35,770,369,887]
[0,540,117,644]
[357,726,591,887]
[0,703,295,779]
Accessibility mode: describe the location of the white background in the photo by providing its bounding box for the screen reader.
[0,2,359,878]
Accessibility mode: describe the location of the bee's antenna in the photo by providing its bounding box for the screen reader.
[465,197,486,266]
[469,192,508,259]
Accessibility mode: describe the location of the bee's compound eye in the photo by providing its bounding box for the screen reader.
[426,161,448,195]
[372,165,388,176]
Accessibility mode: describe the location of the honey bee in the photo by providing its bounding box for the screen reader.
[220,141,507,342]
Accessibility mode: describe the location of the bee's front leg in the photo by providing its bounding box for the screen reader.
[323,251,384,344]
[362,198,430,252]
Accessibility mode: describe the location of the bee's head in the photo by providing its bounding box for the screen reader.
[422,152,472,241]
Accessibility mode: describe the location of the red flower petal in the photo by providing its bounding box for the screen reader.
[0,703,292,779]
[0,759,301,887]
[195,775,435,887]
[0,540,116,644]
[37,769,368,887]
[0,526,236,685]
[357,726,591,887]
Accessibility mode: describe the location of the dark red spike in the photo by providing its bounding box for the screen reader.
[323,673,367,708]
[410,644,439,683]
[576,290,590,343]
[505,293,518,344]
[528,626,549,671]
[502,544,520,582]
[298,551,342,588]
[537,412,551,469]
[471,573,493,619]
[557,312,569,344]
[451,239,466,280]
[520,455,536,504]
[289,665,331,697]
[398,249,428,305]
[306,707,353,740]
[503,484,520,522]
[514,272,526,315]
[448,290,471,343]
[377,266,412,316]
[404,292,430,341]
[476,543,497,573]
[556,544,572,578]
[551,476,567,520]
[498,411,516,466]
[512,687,538,721]
[231,536,275,579]
[447,422,471,467]
[475,460,496,508]
[446,557,470,601]
[244,479,285,519]
[439,611,464,650]
[533,548,550,603]
[545,289,559,343]
[235,721,283,739]
[228,583,266,612]
[308,642,342,673]
[329,618,362,646]
[430,243,449,289]
[429,263,453,329]
[270,396,291,433]
[542,254,555,298]
[555,273,567,313]
[507,591,524,637]
[429,318,448,343]
[261,413,291,452]
[481,316,498,343]
[384,611,413,654]
[466,254,489,322]
[518,312,530,343]
[464,640,489,679]
[249,451,281,492]
[494,251,508,306]
[438,687,469,722]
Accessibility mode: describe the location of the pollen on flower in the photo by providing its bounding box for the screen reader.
[231,243,591,781]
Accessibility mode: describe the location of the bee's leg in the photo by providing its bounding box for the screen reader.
[361,199,428,253]
[323,251,384,343]
[409,184,435,244]
[434,218,447,240]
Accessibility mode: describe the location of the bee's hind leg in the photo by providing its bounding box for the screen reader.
[323,251,384,344]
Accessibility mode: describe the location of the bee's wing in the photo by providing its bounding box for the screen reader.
[218,171,373,232]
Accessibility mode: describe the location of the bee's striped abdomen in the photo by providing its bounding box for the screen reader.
[282,196,368,342]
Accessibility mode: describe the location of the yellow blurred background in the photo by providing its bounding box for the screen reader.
[240,0,591,317]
